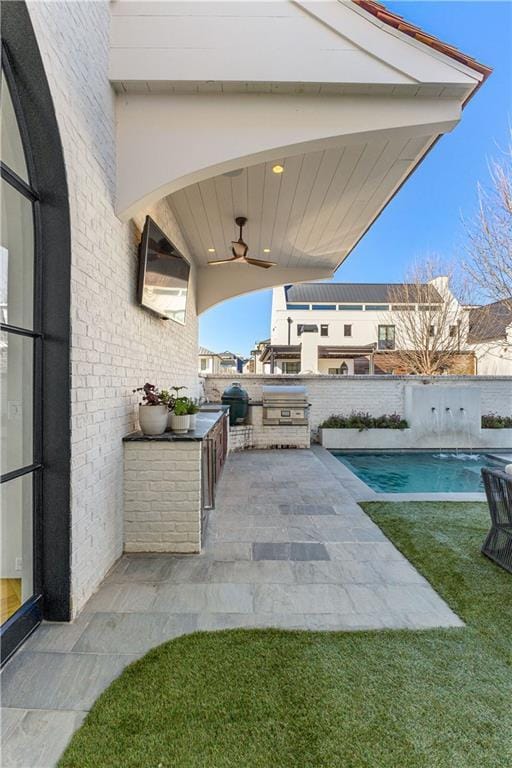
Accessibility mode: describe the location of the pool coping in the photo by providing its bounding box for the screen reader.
[312,446,487,503]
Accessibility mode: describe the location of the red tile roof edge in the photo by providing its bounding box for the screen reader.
[352,0,492,80]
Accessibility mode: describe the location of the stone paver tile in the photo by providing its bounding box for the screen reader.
[344,584,390,614]
[279,504,337,516]
[400,610,464,629]
[1,708,87,768]
[371,559,428,585]
[207,542,252,561]
[375,585,446,613]
[208,560,296,583]
[22,614,91,653]
[289,542,330,561]
[1,651,136,710]
[154,583,254,613]
[252,543,290,560]
[302,613,405,631]
[72,612,199,654]
[293,560,378,585]
[197,613,308,631]
[254,584,353,614]
[104,555,175,583]
[214,526,291,543]
[82,582,159,613]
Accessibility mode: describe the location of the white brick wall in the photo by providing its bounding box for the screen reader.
[203,375,512,432]
[28,2,199,613]
[124,442,202,553]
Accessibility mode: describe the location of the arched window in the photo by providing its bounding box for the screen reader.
[1,3,71,664]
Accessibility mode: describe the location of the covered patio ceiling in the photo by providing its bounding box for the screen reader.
[111,1,490,313]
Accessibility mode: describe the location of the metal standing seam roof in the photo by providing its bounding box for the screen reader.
[351,0,492,80]
[285,283,443,304]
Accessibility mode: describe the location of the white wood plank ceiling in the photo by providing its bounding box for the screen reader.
[169,134,432,271]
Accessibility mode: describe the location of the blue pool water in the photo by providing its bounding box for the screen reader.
[333,452,503,493]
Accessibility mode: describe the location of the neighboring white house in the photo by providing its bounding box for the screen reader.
[262,283,511,375]
[198,347,221,374]
[199,348,247,375]
[468,300,512,374]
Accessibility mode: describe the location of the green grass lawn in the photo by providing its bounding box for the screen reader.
[59,502,512,768]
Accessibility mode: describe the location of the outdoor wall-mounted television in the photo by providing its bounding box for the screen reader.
[138,216,190,324]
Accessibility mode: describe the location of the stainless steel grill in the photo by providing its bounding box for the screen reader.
[262,385,309,426]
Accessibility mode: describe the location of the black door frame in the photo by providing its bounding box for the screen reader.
[1,1,72,665]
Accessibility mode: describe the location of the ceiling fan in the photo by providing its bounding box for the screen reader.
[208,217,276,269]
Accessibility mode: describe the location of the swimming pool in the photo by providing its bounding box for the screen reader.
[332,451,503,493]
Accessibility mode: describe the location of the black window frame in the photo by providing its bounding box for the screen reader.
[378,324,395,350]
[344,324,352,337]
[320,324,329,337]
[1,2,71,666]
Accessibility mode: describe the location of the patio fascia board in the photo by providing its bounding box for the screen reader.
[116,92,461,220]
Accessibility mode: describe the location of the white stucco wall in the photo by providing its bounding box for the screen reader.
[27,1,199,615]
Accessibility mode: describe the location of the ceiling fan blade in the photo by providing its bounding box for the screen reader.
[208,256,238,266]
[244,257,276,269]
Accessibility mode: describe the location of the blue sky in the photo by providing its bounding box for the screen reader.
[199,1,512,356]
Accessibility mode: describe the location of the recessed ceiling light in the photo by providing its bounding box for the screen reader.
[263,248,271,253]
[272,164,284,174]
[208,248,216,253]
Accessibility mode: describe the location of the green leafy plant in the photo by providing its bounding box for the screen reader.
[481,412,512,429]
[320,411,408,431]
[172,398,190,416]
[185,398,201,415]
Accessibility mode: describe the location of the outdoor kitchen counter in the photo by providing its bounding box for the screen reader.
[123,407,228,442]
[123,408,229,554]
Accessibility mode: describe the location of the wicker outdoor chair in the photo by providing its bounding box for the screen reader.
[481,467,512,573]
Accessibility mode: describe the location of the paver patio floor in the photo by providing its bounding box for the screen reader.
[1,447,462,767]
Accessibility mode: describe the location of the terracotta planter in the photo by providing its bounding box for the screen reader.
[138,404,168,436]
[170,413,191,434]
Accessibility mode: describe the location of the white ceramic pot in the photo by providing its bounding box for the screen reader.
[188,413,197,431]
[138,404,168,436]
[170,413,191,434]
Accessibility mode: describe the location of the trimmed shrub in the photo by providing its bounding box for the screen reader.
[319,411,408,432]
[481,413,512,429]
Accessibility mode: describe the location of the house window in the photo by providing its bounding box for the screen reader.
[282,361,300,374]
[340,362,349,374]
[297,324,318,335]
[378,325,395,350]
[449,325,458,338]
[344,324,352,337]
[312,304,336,311]
[200,358,208,370]
[365,305,389,311]
[328,367,340,375]
[320,324,328,337]
[286,303,310,310]
[338,305,363,311]
[429,325,435,337]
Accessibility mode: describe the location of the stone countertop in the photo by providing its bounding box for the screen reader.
[123,408,227,443]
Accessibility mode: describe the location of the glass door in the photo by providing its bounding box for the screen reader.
[1,64,43,661]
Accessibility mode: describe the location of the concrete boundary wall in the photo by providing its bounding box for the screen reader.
[202,375,512,433]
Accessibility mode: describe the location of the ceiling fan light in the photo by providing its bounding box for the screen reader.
[272,164,284,174]
[263,248,271,253]
[208,248,216,253]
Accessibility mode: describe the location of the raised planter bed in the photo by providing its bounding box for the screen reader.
[320,428,512,451]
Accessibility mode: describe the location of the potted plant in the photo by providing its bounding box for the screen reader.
[169,397,191,434]
[166,385,187,429]
[133,383,169,436]
[186,398,201,431]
